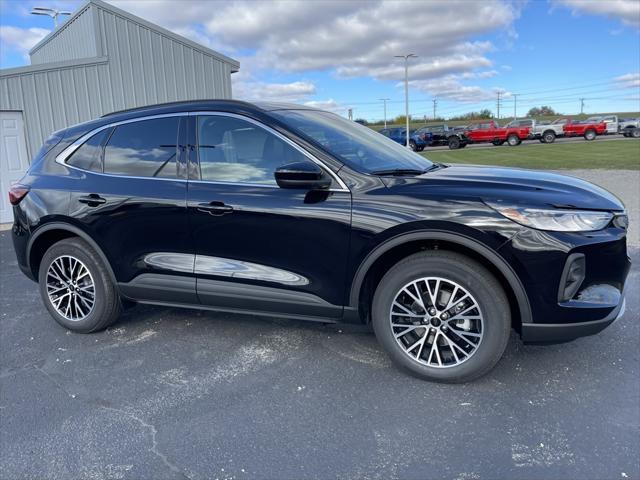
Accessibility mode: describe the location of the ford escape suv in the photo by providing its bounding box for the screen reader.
[9,100,630,382]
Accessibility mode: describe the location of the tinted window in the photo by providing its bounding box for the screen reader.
[197,115,310,184]
[104,117,179,178]
[67,129,109,172]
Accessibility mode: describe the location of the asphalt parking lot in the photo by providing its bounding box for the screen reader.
[1,170,638,480]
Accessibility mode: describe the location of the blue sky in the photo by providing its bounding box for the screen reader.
[1,0,638,121]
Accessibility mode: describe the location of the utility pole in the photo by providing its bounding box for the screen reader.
[496,91,501,119]
[432,98,438,120]
[395,53,417,149]
[379,98,390,129]
[513,94,518,119]
[580,98,585,114]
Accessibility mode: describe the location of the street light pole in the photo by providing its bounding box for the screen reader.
[30,7,72,28]
[379,98,390,129]
[395,54,417,149]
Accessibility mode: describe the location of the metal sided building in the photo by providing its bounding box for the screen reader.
[0,0,239,222]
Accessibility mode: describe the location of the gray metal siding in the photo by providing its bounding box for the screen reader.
[96,5,232,107]
[30,5,98,65]
[0,58,110,159]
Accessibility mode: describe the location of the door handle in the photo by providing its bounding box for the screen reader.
[78,194,107,206]
[197,201,234,215]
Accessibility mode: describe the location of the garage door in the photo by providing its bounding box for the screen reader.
[0,111,30,223]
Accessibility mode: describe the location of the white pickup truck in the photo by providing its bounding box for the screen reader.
[586,115,619,134]
[619,117,640,136]
[505,118,564,143]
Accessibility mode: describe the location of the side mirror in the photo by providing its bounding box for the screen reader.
[274,161,332,190]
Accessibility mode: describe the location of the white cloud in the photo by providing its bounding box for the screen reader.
[410,75,509,103]
[303,99,345,112]
[233,80,316,102]
[0,26,50,60]
[615,72,640,89]
[106,0,518,83]
[555,0,640,28]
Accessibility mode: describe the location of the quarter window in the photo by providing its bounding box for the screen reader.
[103,117,179,178]
[197,115,310,184]
[67,129,110,172]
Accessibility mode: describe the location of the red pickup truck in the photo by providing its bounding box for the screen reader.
[465,120,531,146]
[552,118,606,141]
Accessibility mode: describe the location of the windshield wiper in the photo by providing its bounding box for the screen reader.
[371,168,430,176]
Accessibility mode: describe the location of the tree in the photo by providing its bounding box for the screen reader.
[449,109,494,121]
[527,106,558,117]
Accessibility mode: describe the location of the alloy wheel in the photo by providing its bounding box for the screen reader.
[46,255,96,321]
[389,277,484,368]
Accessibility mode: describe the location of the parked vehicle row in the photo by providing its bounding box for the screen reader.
[381,114,639,150]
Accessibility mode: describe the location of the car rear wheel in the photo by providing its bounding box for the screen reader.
[584,129,596,141]
[409,140,418,151]
[39,237,122,333]
[632,128,640,138]
[448,137,461,149]
[507,134,520,146]
[543,131,556,143]
[371,251,511,383]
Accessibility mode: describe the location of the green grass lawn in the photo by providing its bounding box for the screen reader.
[420,139,640,169]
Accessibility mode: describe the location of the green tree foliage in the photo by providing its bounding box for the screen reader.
[526,106,558,117]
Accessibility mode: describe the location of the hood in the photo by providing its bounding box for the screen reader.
[384,164,625,211]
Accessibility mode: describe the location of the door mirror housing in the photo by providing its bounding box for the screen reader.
[274,161,332,190]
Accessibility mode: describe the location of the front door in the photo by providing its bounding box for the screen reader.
[187,113,351,319]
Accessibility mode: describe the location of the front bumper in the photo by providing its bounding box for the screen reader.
[521,296,626,344]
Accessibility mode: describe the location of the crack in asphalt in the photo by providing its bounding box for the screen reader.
[99,406,191,480]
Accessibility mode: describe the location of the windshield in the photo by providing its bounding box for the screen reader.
[270,109,433,174]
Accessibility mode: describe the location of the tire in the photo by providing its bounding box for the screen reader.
[507,134,520,146]
[417,146,424,152]
[409,140,418,151]
[584,129,596,141]
[542,131,556,143]
[38,237,122,333]
[448,136,461,149]
[539,138,546,143]
[371,251,511,383]
[632,128,640,139]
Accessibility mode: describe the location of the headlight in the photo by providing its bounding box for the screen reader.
[487,202,614,232]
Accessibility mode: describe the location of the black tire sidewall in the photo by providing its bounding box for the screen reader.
[507,135,519,146]
[38,239,115,333]
[372,253,510,382]
[584,130,596,140]
[448,137,460,149]
[544,132,555,143]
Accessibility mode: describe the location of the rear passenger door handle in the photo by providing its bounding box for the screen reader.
[197,201,234,215]
[78,194,107,206]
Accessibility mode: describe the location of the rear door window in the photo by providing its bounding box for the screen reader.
[66,129,110,172]
[103,117,179,178]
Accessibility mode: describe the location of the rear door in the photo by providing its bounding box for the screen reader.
[0,111,30,223]
[67,114,195,303]
[186,113,351,319]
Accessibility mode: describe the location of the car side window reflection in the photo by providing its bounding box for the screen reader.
[196,116,310,184]
[103,117,179,178]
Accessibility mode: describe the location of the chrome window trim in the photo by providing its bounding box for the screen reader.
[190,111,350,192]
[55,112,186,172]
[55,110,351,193]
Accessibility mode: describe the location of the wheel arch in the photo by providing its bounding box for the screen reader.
[26,222,117,284]
[348,230,532,328]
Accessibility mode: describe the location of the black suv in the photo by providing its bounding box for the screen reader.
[414,124,469,149]
[10,100,630,382]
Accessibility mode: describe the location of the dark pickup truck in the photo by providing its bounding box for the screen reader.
[414,124,470,149]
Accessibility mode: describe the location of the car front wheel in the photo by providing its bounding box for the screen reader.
[584,129,596,141]
[371,251,510,383]
[543,131,556,143]
[39,237,122,333]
